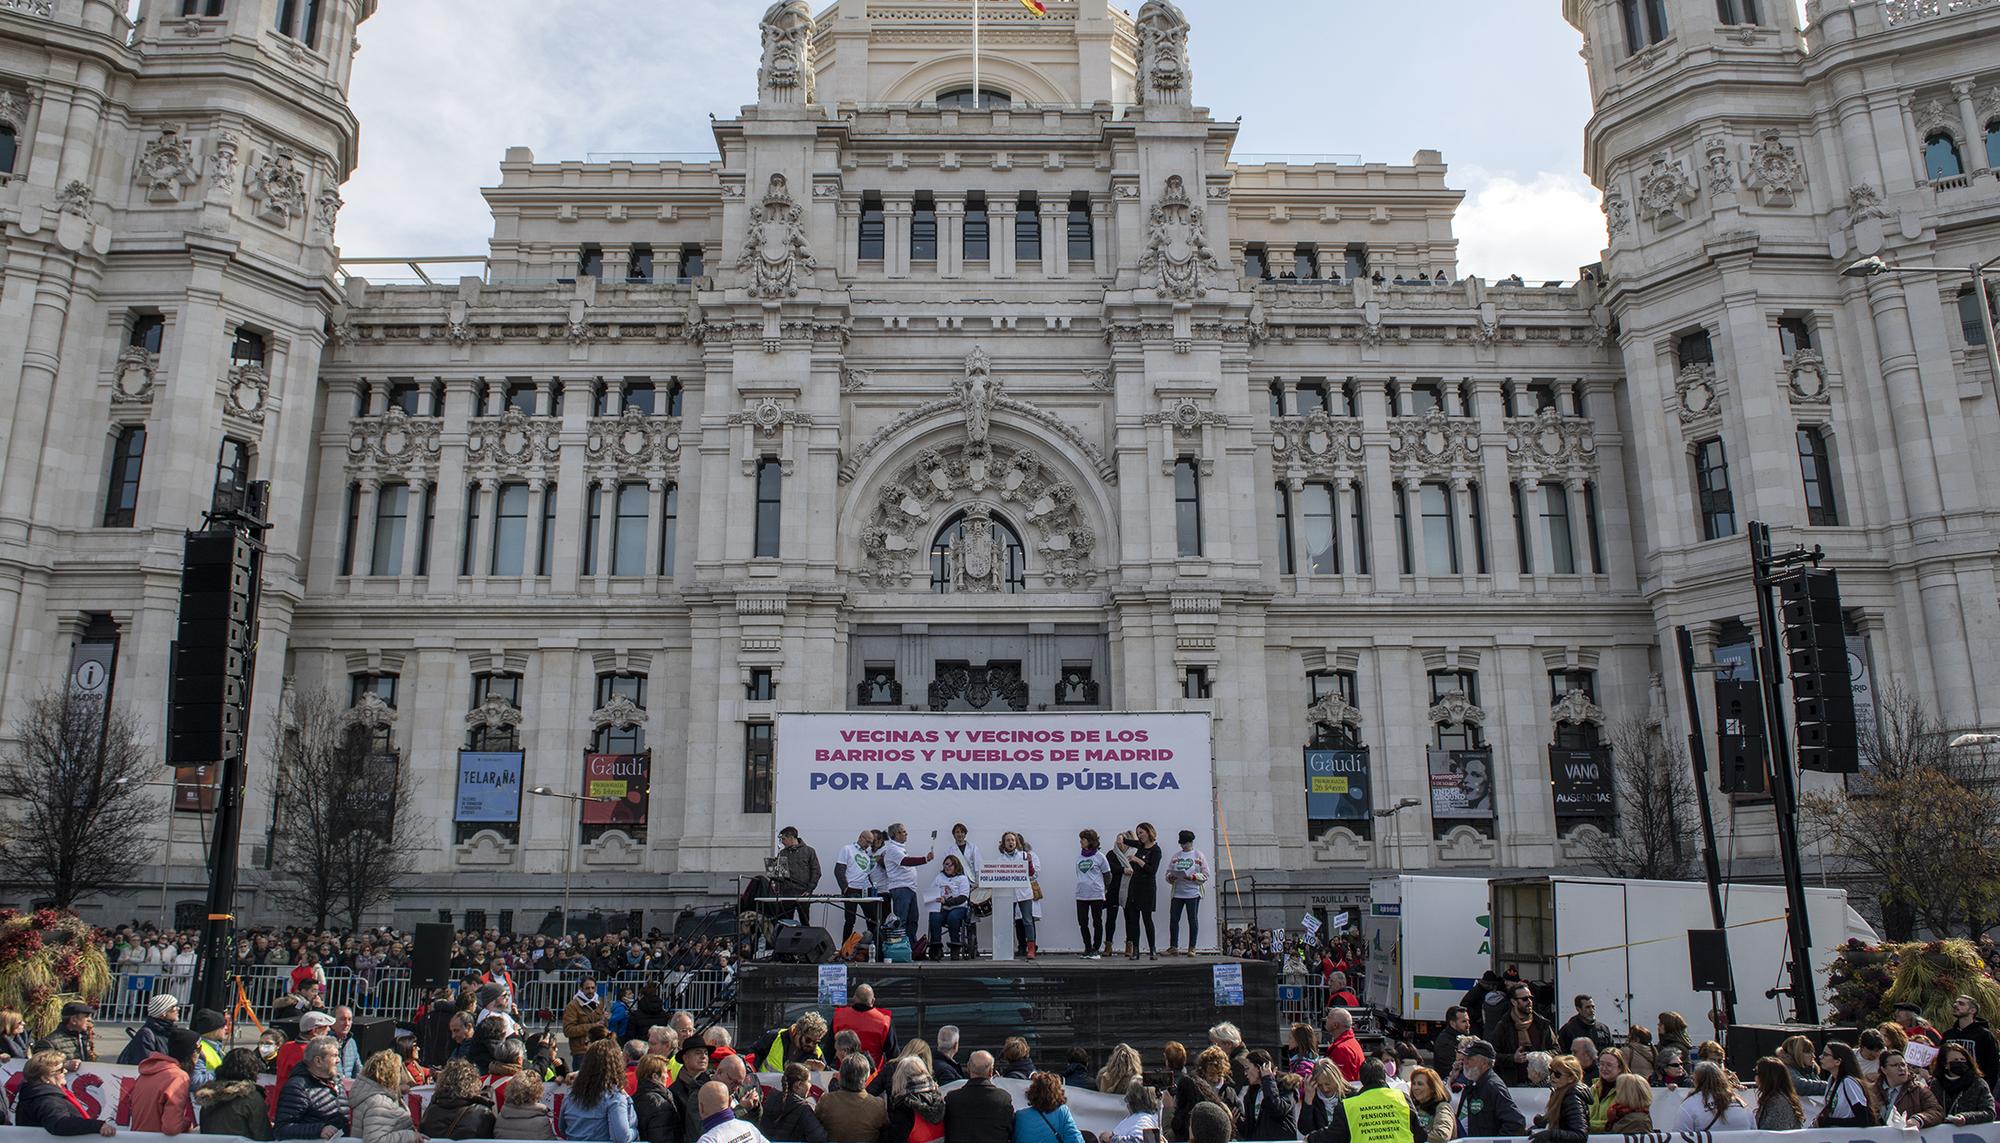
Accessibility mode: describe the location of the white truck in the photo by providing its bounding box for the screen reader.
[1363,874,1494,1020]
[1489,875,1878,1034]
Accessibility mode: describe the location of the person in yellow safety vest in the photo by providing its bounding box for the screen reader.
[756,1012,828,1073]
[1304,1060,1422,1143]
[190,1009,229,1088]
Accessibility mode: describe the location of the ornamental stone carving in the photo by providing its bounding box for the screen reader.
[1703,134,1734,194]
[1137,175,1220,299]
[464,694,523,732]
[1386,408,1482,478]
[467,407,562,475]
[1307,691,1362,732]
[757,1,815,105]
[1847,183,1892,222]
[736,173,816,298]
[1787,348,1830,404]
[244,145,308,226]
[343,692,395,731]
[840,359,1114,485]
[1134,1,1192,106]
[1551,688,1607,727]
[136,124,200,202]
[861,442,1096,590]
[1675,363,1720,425]
[584,406,682,474]
[1636,150,1698,229]
[113,347,159,406]
[1505,408,1598,481]
[1428,689,1486,728]
[312,187,342,238]
[1741,129,1806,208]
[1603,188,1631,236]
[209,129,241,186]
[590,693,646,731]
[224,364,268,423]
[841,368,871,393]
[1270,412,1366,480]
[0,88,29,134]
[347,406,443,474]
[943,501,1009,594]
[956,346,1000,447]
[55,180,92,215]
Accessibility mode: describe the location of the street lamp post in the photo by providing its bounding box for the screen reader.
[1371,797,1422,873]
[529,786,611,938]
[117,777,185,926]
[1842,255,2000,396]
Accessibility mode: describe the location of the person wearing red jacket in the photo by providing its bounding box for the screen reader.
[129,1029,200,1136]
[1322,1008,1364,1084]
[832,984,897,1068]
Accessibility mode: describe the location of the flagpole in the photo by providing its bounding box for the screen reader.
[972,0,981,108]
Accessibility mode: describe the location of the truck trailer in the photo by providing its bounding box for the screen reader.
[1363,874,1493,1020]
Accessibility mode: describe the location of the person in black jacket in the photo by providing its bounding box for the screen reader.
[763,1063,830,1143]
[999,1037,1035,1081]
[1528,1055,1589,1143]
[1554,996,1611,1054]
[634,1055,680,1143]
[273,1038,349,1140]
[943,1052,1015,1143]
[1454,1041,1526,1138]
[1949,996,2000,1085]
[118,994,182,1066]
[1431,1008,1472,1076]
[14,1052,115,1137]
[1239,1051,1300,1141]
[629,984,669,1047]
[670,1041,712,1143]
[1302,1061,1420,1143]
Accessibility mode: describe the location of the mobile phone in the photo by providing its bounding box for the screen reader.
[931,829,938,839]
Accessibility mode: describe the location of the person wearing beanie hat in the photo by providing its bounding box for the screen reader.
[118,993,182,1065]
[1453,1040,1524,1138]
[191,1010,228,1087]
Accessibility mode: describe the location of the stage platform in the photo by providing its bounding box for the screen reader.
[736,955,1278,1059]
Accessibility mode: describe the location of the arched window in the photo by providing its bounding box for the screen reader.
[0,123,16,177]
[929,508,1027,593]
[937,88,1011,110]
[1924,131,1964,181]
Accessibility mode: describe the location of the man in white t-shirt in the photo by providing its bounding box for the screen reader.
[1164,829,1210,955]
[834,828,877,941]
[878,822,933,939]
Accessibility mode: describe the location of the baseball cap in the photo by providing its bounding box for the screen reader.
[300,1011,336,1031]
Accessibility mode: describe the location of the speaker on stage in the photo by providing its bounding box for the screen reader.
[773,922,836,964]
[1688,929,1733,993]
[414,922,454,989]
[350,1016,397,1060]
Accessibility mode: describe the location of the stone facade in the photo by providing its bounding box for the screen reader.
[1,0,1997,929]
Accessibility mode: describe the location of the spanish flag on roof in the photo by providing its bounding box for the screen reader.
[1019,0,1047,12]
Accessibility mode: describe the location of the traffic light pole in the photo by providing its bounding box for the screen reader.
[1747,521,1818,1024]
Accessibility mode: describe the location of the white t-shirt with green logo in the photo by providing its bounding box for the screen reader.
[1075,850,1111,901]
[1168,849,1210,899]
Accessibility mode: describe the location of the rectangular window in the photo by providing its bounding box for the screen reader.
[621,379,656,416]
[1552,668,1601,749]
[858,195,885,260]
[1583,482,1603,573]
[537,483,558,575]
[1778,316,1814,358]
[1621,0,1670,51]
[1512,483,1533,573]
[679,244,705,281]
[460,486,481,575]
[1468,480,1488,574]
[338,483,359,575]
[1406,382,1444,417]
[1303,482,1339,575]
[416,485,434,576]
[964,193,990,260]
[1420,482,1459,575]
[351,672,398,709]
[490,482,528,576]
[628,244,654,283]
[1716,0,1759,23]
[229,329,265,368]
[1244,244,1267,281]
[370,483,409,576]
[1269,381,1286,419]
[1174,458,1203,557]
[582,485,603,575]
[1430,669,1482,750]
[130,314,165,355]
[1798,427,1840,526]
[182,0,224,14]
[102,426,146,527]
[386,381,420,415]
[213,437,253,514]
[1015,193,1041,262]
[1297,380,1329,416]
[1295,244,1318,280]
[592,673,646,754]
[275,0,320,47]
[744,723,774,814]
[664,380,683,417]
[611,482,648,575]
[658,483,678,576]
[1184,666,1213,700]
[1351,483,1370,575]
[746,669,775,701]
[911,193,938,261]
[1394,485,1413,575]
[1273,485,1296,575]
[858,663,901,706]
[1308,670,1361,747]
[499,380,534,416]
[1959,288,1992,347]
[1542,484,1577,574]
[1343,244,1368,282]
[1694,437,1737,540]
[1675,328,1715,368]
[577,245,604,282]
[1067,193,1094,262]
[754,458,782,559]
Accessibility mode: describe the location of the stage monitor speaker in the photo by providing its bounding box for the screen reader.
[1688,928,1734,993]
[414,922,454,989]
[350,1016,398,1060]
[773,922,836,964]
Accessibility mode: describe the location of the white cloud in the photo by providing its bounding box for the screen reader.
[1452,171,1608,283]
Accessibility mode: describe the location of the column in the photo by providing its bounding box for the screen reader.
[1451,477,1478,578]
[1042,200,1064,277]
[885,198,911,279]
[1279,377,1297,416]
[1091,197,1115,274]
[662,246,685,285]
[400,477,428,581]
[1518,477,1545,581]
[644,476,666,583]
[1336,477,1359,592]
[525,480,548,582]
[835,201,859,278]
[535,379,553,417]
[994,207,1016,278]
[940,199,964,280]
[365,378,386,417]
[1567,477,1599,576]
[1283,477,1305,581]
[1899,94,1927,187]
[1398,477,1425,589]
[351,478,381,579]
[483,378,504,418]
[471,478,497,583]
[593,476,616,582]
[1955,81,1990,175]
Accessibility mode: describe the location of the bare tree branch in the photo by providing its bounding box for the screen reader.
[1573,721,1703,881]
[0,690,164,909]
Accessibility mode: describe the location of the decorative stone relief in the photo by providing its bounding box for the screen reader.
[1437,825,1499,865]
[726,398,810,475]
[1307,827,1371,865]
[243,146,307,227]
[0,1,53,18]
[757,0,815,105]
[55,180,92,215]
[941,501,1009,593]
[343,692,396,732]
[1134,0,1192,106]
[1141,397,1228,475]
[136,124,200,202]
[583,406,681,477]
[1082,368,1111,391]
[1550,688,1607,727]
[1136,175,1220,300]
[209,129,241,186]
[467,407,563,476]
[1741,129,1806,208]
[224,364,269,423]
[861,442,1096,590]
[112,348,159,406]
[1703,134,1734,194]
[1386,408,1482,480]
[1306,691,1362,733]
[1787,348,1830,404]
[1603,188,1631,237]
[1913,97,1957,145]
[453,830,519,868]
[581,831,644,868]
[1505,409,1599,482]
[1846,184,1892,222]
[0,88,29,136]
[312,187,342,238]
[840,357,1114,485]
[346,406,443,476]
[736,173,816,299]
[841,367,871,393]
[956,347,999,447]
[1636,150,1699,229]
[1270,411,1366,481]
[590,693,646,731]
[1674,363,1720,425]
[1427,688,1486,729]
[564,300,595,347]
[465,694,523,733]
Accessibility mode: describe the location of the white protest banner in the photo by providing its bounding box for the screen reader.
[775,712,1215,953]
[979,855,1033,890]
[1300,913,1322,940]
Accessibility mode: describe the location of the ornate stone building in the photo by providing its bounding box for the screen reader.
[1,0,1996,929]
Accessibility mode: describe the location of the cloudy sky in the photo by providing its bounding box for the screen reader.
[341,1,1613,280]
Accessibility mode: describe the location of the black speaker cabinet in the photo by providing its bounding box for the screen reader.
[1688,928,1734,993]
[414,922,454,989]
[772,922,836,964]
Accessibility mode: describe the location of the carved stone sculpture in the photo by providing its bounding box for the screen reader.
[313,187,342,238]
[736,173,817,298]
[757,0,815,106]
[1137,175,1220,299]
[136,124,200,202]
[956,346,1000,448]
[945,503,1009,593]
[1134,0,1192,105]
[1636,150,1699,229]
[1603,188,1631,236]
[244,145,308,226]
[1703,134,1734,194]
[1741,129,1806,208]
